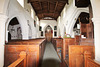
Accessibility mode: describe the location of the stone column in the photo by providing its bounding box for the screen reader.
[92,18,100,62]
[0,14,8,67]
[90,0,100,62]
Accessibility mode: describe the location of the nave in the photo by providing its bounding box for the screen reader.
[1,0,100,67]
[41,42,61,67]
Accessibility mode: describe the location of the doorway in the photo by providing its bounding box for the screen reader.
[45,25,53,42]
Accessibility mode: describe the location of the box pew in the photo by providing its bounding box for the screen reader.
[8,51,26,67]
[84,51,100,67]
[63,38,77,62]
[4,39,46,67]
[80,38,94,46]
[7,39,45,45]
[51,38,68,67]
[68,45,95,67]
[51,38,57,50]
[75,35,81,45]
[52,38,63,60]
[52,37,80,61]
[52,38,63,48]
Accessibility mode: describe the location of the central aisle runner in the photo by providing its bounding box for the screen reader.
[41,42,61,67]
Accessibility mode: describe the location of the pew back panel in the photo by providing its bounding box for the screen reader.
[69,45,95,67]
[4,39,46,67]
[80,38,94,45]
[75,35,81,45]
[63,38,76,60]
[85,58,100,67]
[52,38,63,60]
[5,45,39,67]
[8,51,26,67]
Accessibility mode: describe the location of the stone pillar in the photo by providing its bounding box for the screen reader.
[90,0,100,62]
[0,14,8,67]
[92,18,100,62]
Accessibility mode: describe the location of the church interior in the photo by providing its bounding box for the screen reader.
[0,0,100,67]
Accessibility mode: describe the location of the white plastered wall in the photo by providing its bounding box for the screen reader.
[0,0,9,14]
[24,0,31,15]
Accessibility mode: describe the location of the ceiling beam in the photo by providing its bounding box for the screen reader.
[29,0,68,3]
[39,2,42,11]
[37,12,60,14]
[53,1,58,17]
[48,1,50,13]
[39,2,44,18]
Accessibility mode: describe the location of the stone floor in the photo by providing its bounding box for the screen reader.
[41,42,61,67]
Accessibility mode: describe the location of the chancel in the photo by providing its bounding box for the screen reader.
[0,0,100,67]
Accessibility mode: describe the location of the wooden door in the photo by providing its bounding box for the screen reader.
[45,30,53,42]
[45,25,53,42]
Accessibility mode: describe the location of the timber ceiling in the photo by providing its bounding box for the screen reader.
[28,0,68,20]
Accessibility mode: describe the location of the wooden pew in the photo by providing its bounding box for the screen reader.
[63,38,77,61]
[51,39,57,50]
[8,38,49,45]
[51,38,68,67]
[52,38,63,60]
[84,51,100,67]
[68,45,95,67]
[4,39,46,67]
[80,38,94,46]
[75,35,81,45]
[8,51,26,67]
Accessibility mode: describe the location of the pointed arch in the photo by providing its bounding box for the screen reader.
[43,24,54,37]
[66,9,89,35]
[5,15,29,42]
[43,24,54,31]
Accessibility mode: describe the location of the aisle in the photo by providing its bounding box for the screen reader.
[41,42,61,67]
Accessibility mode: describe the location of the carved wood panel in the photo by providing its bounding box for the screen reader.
[69,45,94,67]
[4,39,45,67]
